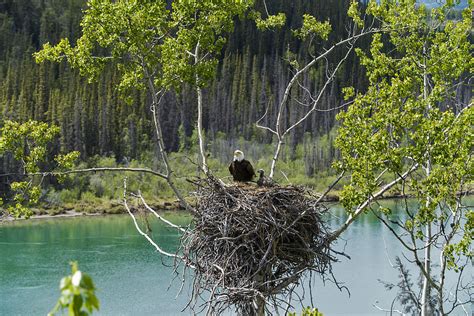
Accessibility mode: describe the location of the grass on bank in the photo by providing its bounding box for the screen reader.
[4,135,452,216]
[35,139,347,215]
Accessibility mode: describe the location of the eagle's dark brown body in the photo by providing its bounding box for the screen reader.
[229,159,255,182]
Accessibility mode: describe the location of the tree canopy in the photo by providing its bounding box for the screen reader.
[34,0,254,93]
[335,0,472,313]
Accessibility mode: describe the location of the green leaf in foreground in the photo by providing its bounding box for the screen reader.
[48,262,99,316]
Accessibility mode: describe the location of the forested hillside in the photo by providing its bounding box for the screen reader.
[0,0,368,162]
[0,0,470,191]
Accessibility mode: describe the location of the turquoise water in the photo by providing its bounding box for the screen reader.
[0,200,471,315]
[0,213,193,316]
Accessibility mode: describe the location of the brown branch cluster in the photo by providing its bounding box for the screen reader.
[181,176,336,315]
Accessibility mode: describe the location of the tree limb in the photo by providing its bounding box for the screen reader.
[330,163,419,241]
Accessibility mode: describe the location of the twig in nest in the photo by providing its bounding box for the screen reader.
[180,177,339,315]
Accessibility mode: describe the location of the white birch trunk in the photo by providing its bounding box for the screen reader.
[420,45,432,316]
[194,42,208,174]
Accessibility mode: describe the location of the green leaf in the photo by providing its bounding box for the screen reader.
[255,13,286,30]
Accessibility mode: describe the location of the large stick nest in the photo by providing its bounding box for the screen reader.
[181,176,337,315]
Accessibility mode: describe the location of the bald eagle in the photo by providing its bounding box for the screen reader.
[229,150,255,182]
[257,169,276,187]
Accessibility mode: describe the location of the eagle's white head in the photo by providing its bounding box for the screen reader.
[233,150,244,162]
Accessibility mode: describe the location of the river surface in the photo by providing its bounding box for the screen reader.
[0,199,472,315]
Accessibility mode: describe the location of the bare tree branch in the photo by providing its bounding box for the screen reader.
[123,179,183,259]
[135,192,188,233]
[330,163,419,241]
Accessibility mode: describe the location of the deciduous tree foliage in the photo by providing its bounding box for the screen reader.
[17,0,254,209]
[34,0,253,93]
[0,120,78,218]
[335,0,472,313]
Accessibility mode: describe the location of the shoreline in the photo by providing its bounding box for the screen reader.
[0,199,185,222]
[1,210,110,222]
[2,190,472,222]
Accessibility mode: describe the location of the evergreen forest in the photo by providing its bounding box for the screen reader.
[0,0,470,206]
[0,0,369,205]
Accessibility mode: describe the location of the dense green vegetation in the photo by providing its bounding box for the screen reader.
[0,1,469,192]
[0,0,470,210]
[17,138,343,215]
[334,2,472,313]
[0,0,369,207]
[1,0,471,314]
